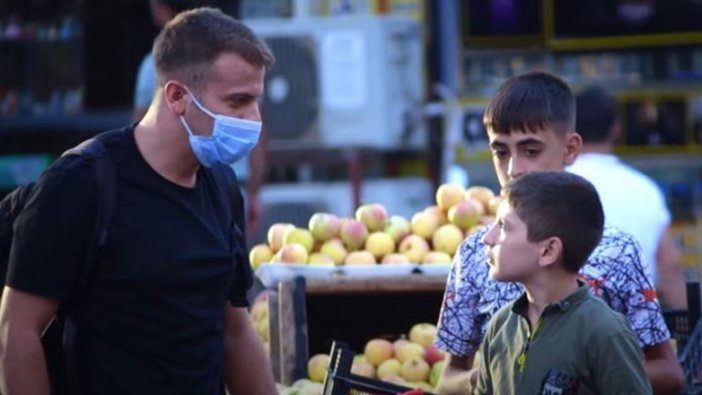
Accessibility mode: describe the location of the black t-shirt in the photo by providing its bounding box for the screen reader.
[8,126,253,395]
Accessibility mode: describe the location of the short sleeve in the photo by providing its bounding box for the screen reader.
[435,228,489,357]
[227,170,253,308]
[7,158,98,301]
[228,221,253,308]
[593,228,670,348]
[590,323,652,395]
[133,53,157,108]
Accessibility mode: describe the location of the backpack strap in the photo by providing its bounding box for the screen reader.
[58,136,117,395]
[61,136,117,295]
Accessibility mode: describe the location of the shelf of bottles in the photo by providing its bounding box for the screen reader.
[462,46,702,96]
[0,13,84,118]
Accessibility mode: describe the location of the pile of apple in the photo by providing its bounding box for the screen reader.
[275,380,323,395]
[249,184,499,268]
[250,292,270,356]
[305,322,445,392]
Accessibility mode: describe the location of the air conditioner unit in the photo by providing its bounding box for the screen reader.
[247,15,426,149]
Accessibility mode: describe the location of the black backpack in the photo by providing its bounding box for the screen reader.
[0,135,117,395]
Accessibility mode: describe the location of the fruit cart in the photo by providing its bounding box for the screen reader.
[260,267,449,386]
[247,183,502,392]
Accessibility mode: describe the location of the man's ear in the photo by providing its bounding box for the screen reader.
[538,237,563,268]
[563,132,582,166]
[163,81,188,116]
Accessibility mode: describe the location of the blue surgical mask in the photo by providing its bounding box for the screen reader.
[179,88,262,167]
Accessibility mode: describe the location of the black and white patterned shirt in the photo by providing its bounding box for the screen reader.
[435,225,670,357]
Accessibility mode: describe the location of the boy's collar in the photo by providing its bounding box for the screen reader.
[512,280,589,316]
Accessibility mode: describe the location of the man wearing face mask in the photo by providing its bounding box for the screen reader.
[0,8,277,395]
[134,0,266,239]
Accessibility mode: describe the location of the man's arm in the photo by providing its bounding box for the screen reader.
[655,228,686,309]
[643,341,684,395]
[245,127,267,236]
[436,353,476,395]
[223,304,277,395]
[434,229,491,395]
[0,287,59,395]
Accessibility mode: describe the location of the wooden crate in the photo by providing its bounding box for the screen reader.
[266,273,447,385]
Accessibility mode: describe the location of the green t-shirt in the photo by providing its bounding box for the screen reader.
[475,282,652,395]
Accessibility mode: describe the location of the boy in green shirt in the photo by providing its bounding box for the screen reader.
[474,171,652,395]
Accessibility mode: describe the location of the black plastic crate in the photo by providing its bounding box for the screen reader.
[322,341,435,395]
[661,282,702,395]
[663,282,701,353]
[681,318,702,395]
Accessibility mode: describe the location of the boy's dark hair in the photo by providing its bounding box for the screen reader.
[483,71,576,136]
[503,171,604,272]
[576,85,618,144]
[153,7,274,89]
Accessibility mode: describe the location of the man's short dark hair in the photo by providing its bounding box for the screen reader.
[153,7,274,89]
[483,71,576,136]
[154,0,215,14]
[503,171,604,272]
[576,85,618,144]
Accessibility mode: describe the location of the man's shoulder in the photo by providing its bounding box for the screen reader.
[595,225,639,251]
[610,159,661,190]
[584,225,642,274]
[94,126,133,148]
[572,155,665,203]
[43,127,130,181]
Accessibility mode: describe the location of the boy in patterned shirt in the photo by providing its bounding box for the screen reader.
[474,171,651,395]
[434,71,683,395]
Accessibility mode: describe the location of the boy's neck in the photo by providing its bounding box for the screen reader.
[523,273,580,327]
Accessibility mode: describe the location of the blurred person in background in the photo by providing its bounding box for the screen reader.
[134,0,266,238]
[568,85,687,309]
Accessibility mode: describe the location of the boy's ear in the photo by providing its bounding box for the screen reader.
[538,237,563,268]
[563,132,582,166]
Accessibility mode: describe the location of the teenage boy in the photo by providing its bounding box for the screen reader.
[434,71,683,395]
[474,171,652,395]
